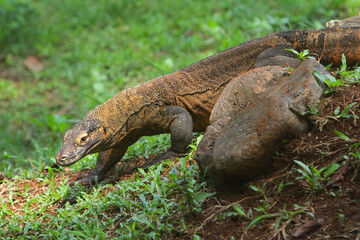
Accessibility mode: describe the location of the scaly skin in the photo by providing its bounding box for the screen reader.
[56,24,360,185]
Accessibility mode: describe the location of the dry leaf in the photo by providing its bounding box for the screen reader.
[24,56,45,72]
[292,218,324,238]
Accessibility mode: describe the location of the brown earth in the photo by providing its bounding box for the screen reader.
[1,83,360,240]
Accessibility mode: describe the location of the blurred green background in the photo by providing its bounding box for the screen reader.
[0,0,358,174]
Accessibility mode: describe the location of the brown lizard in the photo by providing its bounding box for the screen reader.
[56,22,360,185]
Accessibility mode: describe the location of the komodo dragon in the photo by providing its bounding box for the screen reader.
[56,22,360,185]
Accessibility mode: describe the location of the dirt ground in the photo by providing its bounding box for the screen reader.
[1,84,360,240]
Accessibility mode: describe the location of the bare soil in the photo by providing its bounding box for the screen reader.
[1,84,360,240]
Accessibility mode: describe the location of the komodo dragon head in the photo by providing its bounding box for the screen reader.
[55,119,107,166]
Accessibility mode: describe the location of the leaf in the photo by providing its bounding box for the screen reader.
[286,48,300,56]
[137,168,147,176]
[139,194,148,206]
[219,211,238,220]
[341,102,358,118]
[193,234,202,240]
[23,56,45,72]
[294,160,312,175]
[350,142,360,150]
[313,71,339,87]
[62,229,87,237]
[193,191,216,202]
[247,213,281,229]
[334,129,351,141]
[302,49,309,56]
[340,53,347,72]
[48,167,54,181]
[168,167,178,180]
[249,184,261,192]
[132,215,156,230]
[277,181,294,194]
[292,218,324,237]
[322,163,340,178]
[311,165,320,176]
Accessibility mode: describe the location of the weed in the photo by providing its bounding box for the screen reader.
[313,70,343,95]
[276,180,294,194]
[247,204,314,230]
[329,102,359,120]
[334,129,352,142]
[249,182,270,202]
[337,54,360,83]
[219,203,252,221]
[294,160,340,193]
[286,49,316,61]
[303,100,324,117]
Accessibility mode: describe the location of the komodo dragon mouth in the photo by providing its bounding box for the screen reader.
[55,147,88,166]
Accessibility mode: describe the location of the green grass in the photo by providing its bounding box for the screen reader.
[0,0,359,238]
[0,155,213,239]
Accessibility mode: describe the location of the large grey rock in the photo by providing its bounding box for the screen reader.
[209,65,289,123]
[195,59,329,186]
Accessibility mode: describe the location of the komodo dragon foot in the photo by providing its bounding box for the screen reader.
[152,150,186,163]
[70,171,104,186]
[69,150,185,186]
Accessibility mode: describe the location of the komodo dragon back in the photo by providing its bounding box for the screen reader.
[56,20,360,185]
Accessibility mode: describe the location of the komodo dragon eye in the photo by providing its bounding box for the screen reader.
[78,133,90,146]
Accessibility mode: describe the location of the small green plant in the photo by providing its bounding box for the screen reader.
[328,102,359,120]
[307,104,320,117]
[249,182,269,202]
[247,204,314,230]
[294,160,340,193]
[303,100,324,117]
[337,54,360,83]
[286,49,316,61]
[313,70,343,94]
[276,180,294,194]
[218,203,252,221]
[334,129,351,142]
[253,201,271,215]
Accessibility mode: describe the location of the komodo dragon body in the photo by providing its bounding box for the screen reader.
[56,25,360,185]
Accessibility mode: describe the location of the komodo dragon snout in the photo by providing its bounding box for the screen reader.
[56,120,106,166]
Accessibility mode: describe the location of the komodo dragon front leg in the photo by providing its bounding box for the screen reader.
[73,147,127,185]
[158,106,193,158]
